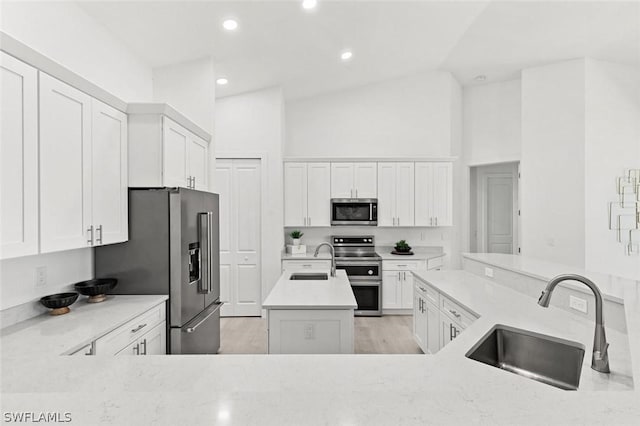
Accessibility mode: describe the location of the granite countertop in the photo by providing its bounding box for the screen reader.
[376,246,445,261]
[2,257,640,424]
[263,270,356,309]
[0,295,168,358]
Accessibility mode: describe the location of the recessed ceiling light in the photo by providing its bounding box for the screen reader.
[474,75,487,82]
[302,0,317,10]
[340,50,353,61]
[216,78,228,85]
[222,19,238,31]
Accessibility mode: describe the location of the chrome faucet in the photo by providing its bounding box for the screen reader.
[538,274,610,373]
[314,242,336,277]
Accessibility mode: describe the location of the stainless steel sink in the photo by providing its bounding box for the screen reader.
[466,324,586,390]
[289,273,328,280]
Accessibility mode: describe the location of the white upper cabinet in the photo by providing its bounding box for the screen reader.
[128,110,210,191]
[162,117,189,188]
[415,162,453,227]
[91,99,128,246]
[39,73,129,253]
[377,162,414,227]
[39,73,93,253]
[284,162,330,227]
[330,162,377,198]
[0,53,39,259]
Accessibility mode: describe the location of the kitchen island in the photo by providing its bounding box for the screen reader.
[263,269,357,354]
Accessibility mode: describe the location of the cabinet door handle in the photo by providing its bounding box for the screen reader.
[140,338,147,355]
[450,323,455,341]
[308,217,311,226]
[397,217,400,226]
[418,297,422,312]
[449,309,461,319]
[302,264,312,268]
[96,225,103,244]
[355,189,358,198]
[131,323,147,333]
[435,217,438,226]
[133,343,140,355]
[193,176,196,188]
[86,225,94,245]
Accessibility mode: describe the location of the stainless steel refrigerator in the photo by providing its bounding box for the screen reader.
[95,187,222,354]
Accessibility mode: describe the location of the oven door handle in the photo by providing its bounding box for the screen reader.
[349,281,382,287]
[336,261,381,266]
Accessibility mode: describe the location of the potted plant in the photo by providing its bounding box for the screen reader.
[290,230,304,246]
[394,239,412,253]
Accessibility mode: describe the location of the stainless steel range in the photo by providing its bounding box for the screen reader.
[333,235,382,316]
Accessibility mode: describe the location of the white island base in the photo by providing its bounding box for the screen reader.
[263,270,357,354]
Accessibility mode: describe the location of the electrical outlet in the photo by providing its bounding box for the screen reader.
[569,295,588,314]
[35,266,47,287]
[484,267,494,278]
[304,324,314,340]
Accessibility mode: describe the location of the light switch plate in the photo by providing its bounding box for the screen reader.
[484,267,494,278]
[35,266,47,287]
[304,324,314,340]
[569,295,588,313]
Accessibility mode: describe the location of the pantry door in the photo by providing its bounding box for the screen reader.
[216,159,262,317]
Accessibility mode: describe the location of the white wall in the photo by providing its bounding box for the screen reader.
[285,72,457,157]
[214,87,285,300]
[0,1,153,102]
[584,60,640,280]
[152,57,217,187]
[0,1,153,320]
[153,57,216,134]
[463,79,522,166]
[521,59,587,268]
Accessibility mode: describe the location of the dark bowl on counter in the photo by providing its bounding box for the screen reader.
[40,292,79,316]
[74,278,118,303]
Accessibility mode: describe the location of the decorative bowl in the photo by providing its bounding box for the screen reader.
[39,292,79,315]
[74,278,118,303]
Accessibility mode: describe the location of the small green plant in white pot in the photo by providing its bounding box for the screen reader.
[290,230,304,246]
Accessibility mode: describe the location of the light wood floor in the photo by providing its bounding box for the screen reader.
[219,315,423,355]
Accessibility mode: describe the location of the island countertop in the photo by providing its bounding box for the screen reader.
[263,270,357,309]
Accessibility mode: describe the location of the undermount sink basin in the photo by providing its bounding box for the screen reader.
[289,273,329,281]
[466,324,586,390]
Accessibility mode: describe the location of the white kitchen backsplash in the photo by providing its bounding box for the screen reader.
[283,226,452,249]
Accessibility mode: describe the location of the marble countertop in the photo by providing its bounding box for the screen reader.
[377,246,444,261]
[2,257,640,424]
[463,252,639,304]
[263,270,356,309]
[0,295,168,358]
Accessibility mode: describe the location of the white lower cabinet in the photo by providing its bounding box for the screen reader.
[382,260,436,311]
[413,278,477,354]
[94,303,166,356]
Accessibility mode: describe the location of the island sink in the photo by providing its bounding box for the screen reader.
[466,324,585,390]
[289,273,329,281]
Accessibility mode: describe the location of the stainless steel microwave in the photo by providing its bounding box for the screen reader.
[331,199,378,226]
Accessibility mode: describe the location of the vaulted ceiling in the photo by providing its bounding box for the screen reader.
[77,0,640,100]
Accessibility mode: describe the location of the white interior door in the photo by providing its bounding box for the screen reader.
[0,53,39,259]
[484,174,514,254]
[216,159,262,317]
[91,99,128,246]
[39,73,92,253]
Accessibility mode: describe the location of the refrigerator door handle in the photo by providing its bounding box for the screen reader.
[199,212,214,294]
[184,302,223,333]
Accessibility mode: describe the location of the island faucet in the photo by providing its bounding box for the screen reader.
[538,274,610,373]
[314,242,336,277]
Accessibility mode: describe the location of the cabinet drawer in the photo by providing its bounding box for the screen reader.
[426,256,443,270]
[440,295,476,329]
[282,260,331,271]
[414,279,439,307]
[383,260,423,271]
[94,303,166,355]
